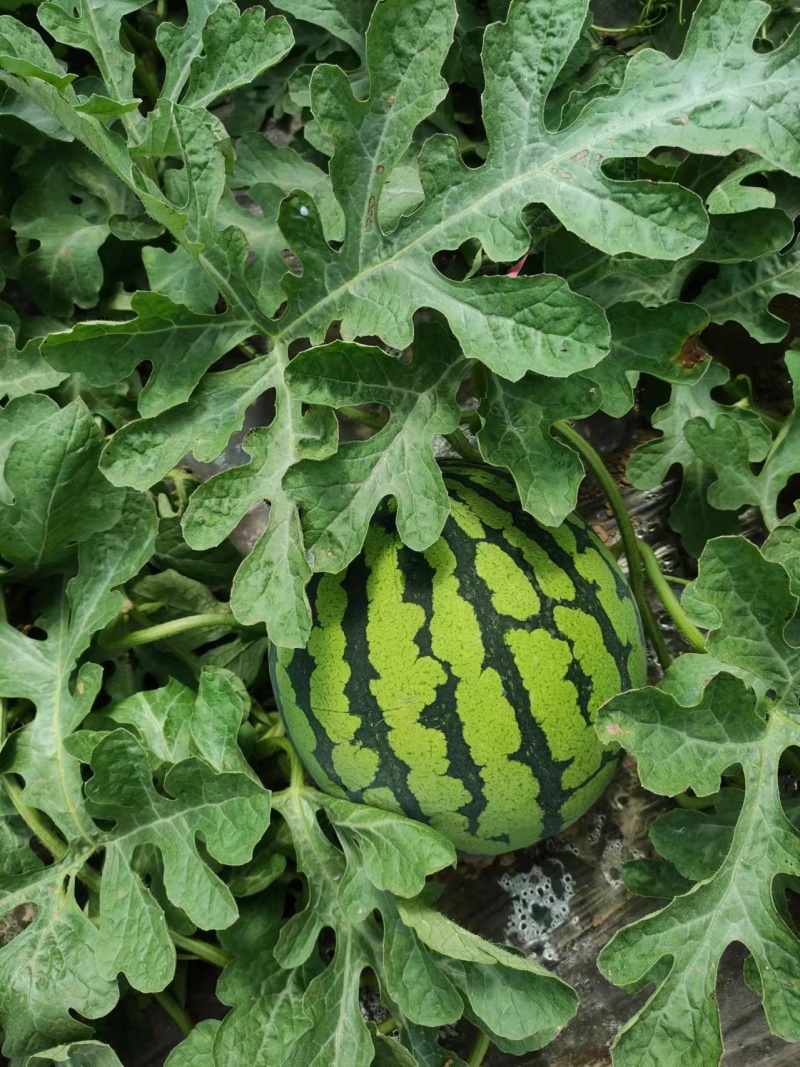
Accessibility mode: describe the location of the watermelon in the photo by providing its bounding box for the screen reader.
[270,463,647,855]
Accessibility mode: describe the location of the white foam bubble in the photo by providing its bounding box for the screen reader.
[500,858,575,958]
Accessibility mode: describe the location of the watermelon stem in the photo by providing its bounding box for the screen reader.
[637,540,706,653]
[467,1029,492,1067]
[153,989,194,1038]
[553,420,673,669]
[266,735,307,790]
[444,427,483,464]
[99,612,241,650]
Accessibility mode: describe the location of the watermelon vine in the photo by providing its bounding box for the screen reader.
[1,1,800,1065]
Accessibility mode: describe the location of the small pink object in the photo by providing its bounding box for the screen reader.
[508,255,527,277]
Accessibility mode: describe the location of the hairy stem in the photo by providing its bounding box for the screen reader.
[460,408,481,433]
[637,541,706,653]
[553,420,672,669]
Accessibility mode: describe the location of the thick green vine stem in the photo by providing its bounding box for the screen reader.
[552,420,673,669]
[153,989,194,1038]
[170,931,233,969]
[467,1029,492,1067]
[445,427,483,464]
[265,735,307,791]
[637,540,706,653]
[3,775,67,862]
[101,612,240,650]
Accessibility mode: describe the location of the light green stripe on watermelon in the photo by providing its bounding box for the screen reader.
[554,605,621,718]
[474,540,540,620]
[363,525,469,820]
[445,478,576,602]
[448,494,486,540]
[309,572,379,791]
[504,628,603,792]
[423,535,543,846]
[559,519,643,648]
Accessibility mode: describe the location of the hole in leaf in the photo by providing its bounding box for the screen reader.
[782,879,800,939]
[0,903,37,948]
[22,625,47,642]
[337,403,389,440]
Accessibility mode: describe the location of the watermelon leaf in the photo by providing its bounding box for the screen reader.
[238,784,578,1065]
[0,490,155,837]
[596,535,800,1066]
[96,667,255,774]
[0,397,126,570]
[696,240,800,343]
[682,349,800,530]
[626,361,768,556]
[5,0,800,635]
[163,1021,220,1067]
[476,370,601,527]
[3,0,800,1061]
[283,325,468,573]
[396,895,580,1050]
[0,324,68,401]
[42,292,253,418]
[0,495,155,1056]
[83,728,270,991]
[29,1040,126,1066]
[180,5,293,110]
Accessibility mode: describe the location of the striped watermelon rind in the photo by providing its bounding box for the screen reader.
[270,463,647,855]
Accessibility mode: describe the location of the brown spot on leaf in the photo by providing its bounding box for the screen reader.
[675,333,709,370]
[571,149,589,163]
[606,723,627,736]
[365,195,376,231]
[386,94,395,103]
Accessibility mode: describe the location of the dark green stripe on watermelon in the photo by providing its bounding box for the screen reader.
[271,463,647,855]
